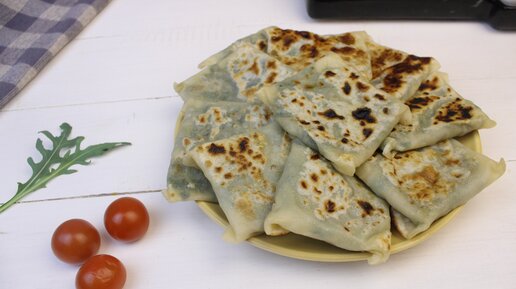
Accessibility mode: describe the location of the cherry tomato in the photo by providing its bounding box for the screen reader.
[76,254,126,289]
[104,197,149,242]
[51,219,100,264]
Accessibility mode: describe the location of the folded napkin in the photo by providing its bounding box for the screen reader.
[0,0,110,109]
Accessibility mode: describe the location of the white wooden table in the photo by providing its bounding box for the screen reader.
[1,1,515,288]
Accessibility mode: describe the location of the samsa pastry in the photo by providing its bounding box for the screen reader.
[165,161,217,203]
[200,26,374,79]
[371,54,440,101]
[190,123,291,242]
[265,142,391,265]
[382,72,496,155]
[175,44,293,103]
[356,139,505,239]
[366,39,440,101]
[171,99,273,168]
[164,99,272,202]
[259,54,408,176]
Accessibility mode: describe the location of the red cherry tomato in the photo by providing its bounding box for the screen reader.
[51,219,100,264]
[104,197,149,242]
[76,254,126,289]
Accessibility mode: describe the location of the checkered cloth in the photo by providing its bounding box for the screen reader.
[0,0,110,109]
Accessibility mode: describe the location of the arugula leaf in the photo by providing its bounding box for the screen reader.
[0,123,130,214]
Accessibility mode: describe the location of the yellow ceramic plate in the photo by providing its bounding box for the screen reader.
[195,132,481,262]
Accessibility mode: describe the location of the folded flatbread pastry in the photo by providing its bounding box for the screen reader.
[382,72,496,155]
[259,54,408,176]
[200,26,374,79]
[371,54,440,101]
[175,44,293,103]
[356,139,505,239]
[366,38,441,101]
[366,40,408,79]
[164,99,273,202]
[172,99,273,168]
[265,141,391,264]
[190,122,291,242]
[165,161,217,203]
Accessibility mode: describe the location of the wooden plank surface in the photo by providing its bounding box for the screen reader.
[1,0,516,288]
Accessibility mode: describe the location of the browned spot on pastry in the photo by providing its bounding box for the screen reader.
[374,93,386,101]
[283,35,295,48]
[435,99,473,122]
[265,72,277,84]
[248,61,259,75]
[258,41,266,51]
[343,82,351,95]
[208,143,226,155]
[325,200,336,213]
[295,30,311,39]
[324,70,336,77]
[445,159,460,166]
[352,107,376,123]
[349,72,359,79]
[382,74,403,93]
[356,81,369,92]
[418,166,439,185]
[371,48,405,78]
[418,75,440,91]
[236,198,255,219]
[357,200,374,216]
[318,108,345,120]
[339,33,355,45]
[331,46,356,55]
[239,137,249,152]
[363,128,373,138]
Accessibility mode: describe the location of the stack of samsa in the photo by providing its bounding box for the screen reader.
[164,27,505,264]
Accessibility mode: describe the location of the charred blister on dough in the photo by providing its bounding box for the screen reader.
[324,70,336,78]
[374,93,386,101]
[380,55,433,93]
[352,107,376,123]
[265,72,277,84]
[435,99,473,123]
[357,200,374,217]
[343,82,352,95]
[318,108,345,120]
[406,95,439,110]
[418,75,440,92]
[370,47,406,78]
[356,81,370,92]
[208,143,226,155]
[363,128,373,139]
[338,33,356,45]
[325,200,336,213]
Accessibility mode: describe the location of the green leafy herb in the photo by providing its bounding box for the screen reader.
[0,122,130,214]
